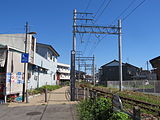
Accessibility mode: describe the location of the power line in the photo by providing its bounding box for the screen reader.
[84,0,92,12]
[122,0,147,21]
[88,35,107,56]
[82,0,112,54]
[80,0,111,56]
[95,0,112,22]
[111,0,136,24]
[94,0,107,18]
[88,0,147,55]
[82,34,91,55]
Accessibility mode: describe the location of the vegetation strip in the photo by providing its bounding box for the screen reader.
[28,85,62,95]
[77,97,131,120]
[79,84,160,116]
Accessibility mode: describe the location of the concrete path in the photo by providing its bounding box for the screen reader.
[0,86,77,120]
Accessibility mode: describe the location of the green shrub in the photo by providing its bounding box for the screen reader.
[40,85,61,91]
[109,112,131,120]
[77,97,131,120]
[77,99,94,120]
[77,97,113,120]
[28,85,61,95]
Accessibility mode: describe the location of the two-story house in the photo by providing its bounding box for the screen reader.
[27,43,59,89]
[0,34,59,103]
[56,63,70,85]
[99,60,142,85]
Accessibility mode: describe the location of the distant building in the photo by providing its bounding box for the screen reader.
[56,63,70,85]
[99,60,145,85]
[75,70,86,81]
[150,56,160,80]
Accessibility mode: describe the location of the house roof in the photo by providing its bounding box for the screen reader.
[101,59,124,67]
[101,59,139,69]
[125,63,140,69]
[149,56,160,68]
[0,44,6,48]
[57,62,70,68]
[36,43,60,57]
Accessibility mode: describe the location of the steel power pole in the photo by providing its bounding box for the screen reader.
[70,9,76,101]
[72,10,123,91]
[22,22,29,102]
[118,19,123,91]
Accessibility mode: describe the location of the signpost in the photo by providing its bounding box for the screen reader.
[21,53,29,63]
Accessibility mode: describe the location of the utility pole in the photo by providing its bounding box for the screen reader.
[84,62,87,81]
[70,9,76,101]
[76,57,94,83]
[147,61,149,71]
[76,51,82,82]
[22,22,29,102]
[118,20,123,91]
[147,61,150,80]
[71,9,124,98]
[92,55,95,86]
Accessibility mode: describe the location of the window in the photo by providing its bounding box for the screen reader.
[48,52,52,60]
[52,56,55,62]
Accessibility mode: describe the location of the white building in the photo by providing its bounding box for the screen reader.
[28,43,59,89]
[56,63,70,84]
[0,33,59,102]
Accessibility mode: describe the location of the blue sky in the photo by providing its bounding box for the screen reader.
[0,0,159,70]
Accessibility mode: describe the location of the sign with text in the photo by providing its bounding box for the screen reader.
[21,53,29,63]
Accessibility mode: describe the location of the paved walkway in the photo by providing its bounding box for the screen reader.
[0,86,78,120]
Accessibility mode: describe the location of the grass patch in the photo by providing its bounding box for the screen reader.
[28,85,61,95]
[94,86,160,105]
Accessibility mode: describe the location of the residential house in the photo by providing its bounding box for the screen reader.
[56,63,70,85]
[150,56,160,80]
[27,43,59,89]
[99,60,142,85]
[0,33,59,102]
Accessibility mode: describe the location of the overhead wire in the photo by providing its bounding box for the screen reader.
[94,0,107,18]
[82,0,112,56]
[94,0,112,22]
[84,0,92,12]
[88,35,107,56]
[122,0,147,21]
[82,34,92,55]
[111,0,137,24]
[88,0,147,56]
[85,0,113,56]
[94,0,139,55]
[77,0,93,55]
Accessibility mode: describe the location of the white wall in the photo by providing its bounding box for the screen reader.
[27,53,57,89]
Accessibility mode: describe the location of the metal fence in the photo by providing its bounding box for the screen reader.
[107,80,160,95]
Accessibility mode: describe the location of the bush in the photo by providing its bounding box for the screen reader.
[77,97,113,120]
[77,97,131,120]
[40,85,61,91]
[109,112,131,120]
[28,85,61,95]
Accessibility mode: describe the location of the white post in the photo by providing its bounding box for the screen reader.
[118,19,123,91]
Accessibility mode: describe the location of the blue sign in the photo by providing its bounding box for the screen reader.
[21,53,29,63]
[17,72,22,84]
[6,73,11,82]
